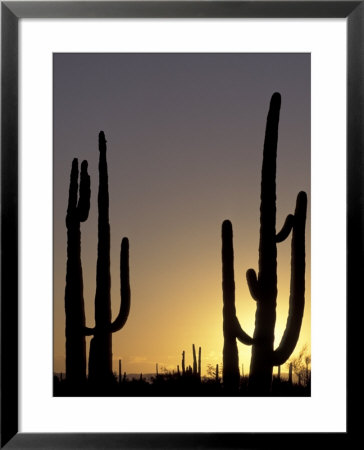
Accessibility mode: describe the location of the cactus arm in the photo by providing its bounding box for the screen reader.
[276,214,294,243]
[66,158,80,230]
[222,220,253,345]
[66,159,90,226]
[272,192,307,366]
[233,316,254,345]
[109,237,131,333]
[77,161,91,222]
[83,326,95,336]
[246,268,260,301]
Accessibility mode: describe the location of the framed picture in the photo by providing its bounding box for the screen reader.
[1,1,357,448]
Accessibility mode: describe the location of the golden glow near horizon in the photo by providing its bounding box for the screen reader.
[53,53,311,379]
[53,202,311,377]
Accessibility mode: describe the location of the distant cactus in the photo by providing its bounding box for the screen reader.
[86,131,131,385]
[65,158,90,386]
[181,346,201,380]
[118,360,122,384]
[216,364,219,383]
[182,351,185,375]
[288,362,293,385]
[189,344,202,379]
[246,93,307,394]
[192,344,197,375]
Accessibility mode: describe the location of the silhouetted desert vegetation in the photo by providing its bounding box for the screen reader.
[54,342,311,397]
[54,364,310,397]
[57,93,309,397]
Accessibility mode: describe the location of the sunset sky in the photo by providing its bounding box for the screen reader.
[53,53,310,378]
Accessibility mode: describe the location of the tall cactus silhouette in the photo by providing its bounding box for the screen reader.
[86,131,131,385]
[221,92,307,395]
[64,131,130,388]
[246,92,307,394]
[222,220,253,393]
[65,159,90,386]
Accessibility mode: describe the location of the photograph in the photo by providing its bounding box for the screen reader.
[2,0,357,446]
[53,52,311,398]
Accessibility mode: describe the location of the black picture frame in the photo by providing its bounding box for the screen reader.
[1,1,358,448]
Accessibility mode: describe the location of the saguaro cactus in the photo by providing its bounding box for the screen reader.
[65,132,130,388]
[192,344,197,375]
[182,351,186,375]
[191,344,202,379]
[221,93,307,395]
[65,158,90,386]
[87,131,131,385]
[222,220,254,393]
[247,93,307,394]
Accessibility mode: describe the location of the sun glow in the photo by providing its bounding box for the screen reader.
[53,53,310,383]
